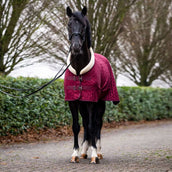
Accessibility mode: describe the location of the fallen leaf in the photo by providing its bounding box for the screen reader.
[0,162,7,165]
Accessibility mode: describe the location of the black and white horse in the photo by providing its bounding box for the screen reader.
[64,6,119,164]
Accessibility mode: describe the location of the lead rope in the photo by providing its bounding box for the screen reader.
[0,53,76,98]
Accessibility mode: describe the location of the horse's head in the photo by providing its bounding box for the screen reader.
[66,6,91,55]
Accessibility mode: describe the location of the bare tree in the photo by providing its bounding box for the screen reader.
[118,0,172,86]
[38,0,136,78]
[0,0,56,76]
[160,63,172,88]
[0,0,137,78]
[31,1,70,66]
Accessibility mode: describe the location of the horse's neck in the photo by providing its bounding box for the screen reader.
[71,45,90,75]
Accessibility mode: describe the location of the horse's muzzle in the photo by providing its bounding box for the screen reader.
[72,43,82,55]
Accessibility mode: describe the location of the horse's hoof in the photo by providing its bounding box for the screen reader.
[80,154,88,159]
[97,153,103,159]
[71,156,79,163]
[90,157,99,164]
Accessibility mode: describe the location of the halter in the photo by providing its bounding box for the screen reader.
[69,25,86,42]
[69,32,82,41]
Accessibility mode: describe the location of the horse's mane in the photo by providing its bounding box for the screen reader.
[72,11,92,48]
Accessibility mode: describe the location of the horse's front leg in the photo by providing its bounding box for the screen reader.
[90,121,99,164]
[69,101,80,163]
[96,100,105,160]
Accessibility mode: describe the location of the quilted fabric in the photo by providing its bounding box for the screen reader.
[64,53,120,104]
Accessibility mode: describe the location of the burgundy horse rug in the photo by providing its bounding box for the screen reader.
[64,48,119,104]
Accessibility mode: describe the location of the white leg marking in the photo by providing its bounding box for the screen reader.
[91,146,97,158]
[72,149,79,157]
[96,139,102,154]
[81,141,89,155]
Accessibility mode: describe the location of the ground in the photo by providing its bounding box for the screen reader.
[0,120,172,172]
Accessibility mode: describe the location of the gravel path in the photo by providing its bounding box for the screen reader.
[0,120,172,172]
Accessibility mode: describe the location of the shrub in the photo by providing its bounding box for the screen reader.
[0,76,171,136]
[105,87,172,122]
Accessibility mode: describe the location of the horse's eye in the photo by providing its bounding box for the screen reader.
[68,20,72,27]
[82,26,86,33]
[68,24,72,31]
[68,23,71,28]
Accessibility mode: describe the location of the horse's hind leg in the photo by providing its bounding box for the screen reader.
[69,101,80,163]
[79,102,89,159]
[96,101,105,160]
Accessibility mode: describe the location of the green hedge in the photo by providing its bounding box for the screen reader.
[0,76,171,136]
[105,87,172,122]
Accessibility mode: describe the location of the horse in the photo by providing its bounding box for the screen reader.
[64,6,120,164]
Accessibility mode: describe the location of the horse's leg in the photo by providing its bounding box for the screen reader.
[69,101,80,163]
[79,102,89,159]
[87,102,99,164]
[96,101,105,160]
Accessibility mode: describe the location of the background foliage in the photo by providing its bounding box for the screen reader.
[0,77,171,136]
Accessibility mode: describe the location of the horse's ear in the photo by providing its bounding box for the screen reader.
[81,6,87,16]
[66,6,73,17]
